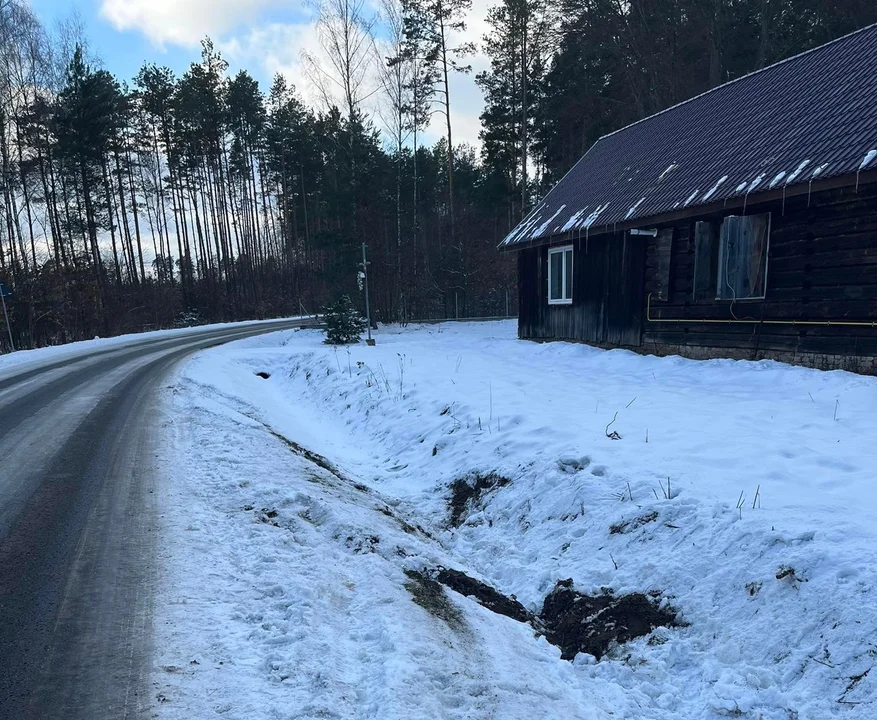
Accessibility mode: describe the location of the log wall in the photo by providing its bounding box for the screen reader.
[518,234,646,347]
[518,181,877,374]
[643,182,877,368]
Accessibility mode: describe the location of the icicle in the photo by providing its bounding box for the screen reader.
[858,149,877,188]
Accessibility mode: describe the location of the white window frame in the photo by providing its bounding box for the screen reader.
[548,245,573,305]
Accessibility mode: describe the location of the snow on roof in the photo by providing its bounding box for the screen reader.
[501,24,877,248]
[784,160,810,185]
[580,203,610,230]
[560,207,588,233]
[768,171,787,189]
[745,173,767,194]
[703,176,728,201]
[658,163,678,181]
[531,204,566,238]
[624,198,645,219]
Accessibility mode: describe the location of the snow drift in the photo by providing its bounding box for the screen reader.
[153,320,877,719]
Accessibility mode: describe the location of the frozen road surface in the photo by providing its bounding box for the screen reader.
[0,321,304,719]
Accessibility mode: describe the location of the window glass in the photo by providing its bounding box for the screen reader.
[549,251,563,301]
[564,249,573,300]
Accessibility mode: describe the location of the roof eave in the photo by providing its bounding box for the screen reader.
[498,169,877,252]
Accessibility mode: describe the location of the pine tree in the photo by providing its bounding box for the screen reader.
[400,0,474,267]
[478,0,550,222]
[54,46,124,311]
[323,294,367,344]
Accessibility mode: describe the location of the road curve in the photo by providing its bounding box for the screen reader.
[0,321,304,720]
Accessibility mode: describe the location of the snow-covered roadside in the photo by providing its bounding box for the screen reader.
[0,316,307,377]
[154,321,877,719]
[152,326,611,718]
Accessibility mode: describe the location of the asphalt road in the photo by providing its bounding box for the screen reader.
[0,321,304,720]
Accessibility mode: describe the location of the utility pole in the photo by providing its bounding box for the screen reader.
[0,282,14,352]
[360,243,374,345]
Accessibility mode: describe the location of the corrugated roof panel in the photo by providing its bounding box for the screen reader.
[502,24,877,248]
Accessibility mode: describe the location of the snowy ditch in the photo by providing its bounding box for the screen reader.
[219,418,682,666]
[442,472,681,659]
[153,321,877,719]
[425,568,681,662]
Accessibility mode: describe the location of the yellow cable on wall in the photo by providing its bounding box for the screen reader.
[646,293,877,328]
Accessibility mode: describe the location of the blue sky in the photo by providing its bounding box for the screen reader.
[29,0,489,146]
[31,0,190,81]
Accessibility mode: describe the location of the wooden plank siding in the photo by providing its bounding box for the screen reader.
[518,234,646,346]
[518,181,877,373]
[641,182,877,363]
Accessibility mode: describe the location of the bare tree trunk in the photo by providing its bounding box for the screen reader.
[438,12,456,249]
[121,141,146,282]
[755,0,773,70]
[112,148,138,285]
[520,10,528,218]
[101,158,124,286]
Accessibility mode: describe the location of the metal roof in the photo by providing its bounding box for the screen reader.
[501,23,877,249]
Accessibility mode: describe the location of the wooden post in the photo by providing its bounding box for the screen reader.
[0,283,14,352]
[361,243,374,345]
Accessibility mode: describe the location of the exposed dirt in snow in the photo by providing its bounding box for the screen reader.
[609,510,659,534]
[436,568,531,623]
[403,570,466,629]
[448,472,510,527]
[431,567,679,662]
[539,579,680,661]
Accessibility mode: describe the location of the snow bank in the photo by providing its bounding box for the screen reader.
[0,316,306,378]
[155,321,877,719]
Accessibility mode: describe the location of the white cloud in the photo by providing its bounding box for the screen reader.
[99,0,286,48]
[222,19,488,146]
[220,23,321,94]
[101,0,491,147]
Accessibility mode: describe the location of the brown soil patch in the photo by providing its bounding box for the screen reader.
[539,579,679,660]
[448,472,510,527]
[436,568,531,623]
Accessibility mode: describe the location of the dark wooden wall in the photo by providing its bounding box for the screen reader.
[516,181,877,370]
[642,182,877,360]
[518,234,646,345]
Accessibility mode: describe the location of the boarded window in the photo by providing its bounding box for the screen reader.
[693,221,719,301]
[654,229,673,300]
[717,214,770,299]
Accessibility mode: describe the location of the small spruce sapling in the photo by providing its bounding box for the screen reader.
[323,295,368,345]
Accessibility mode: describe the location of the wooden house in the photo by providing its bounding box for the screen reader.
[500,24,877,374]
